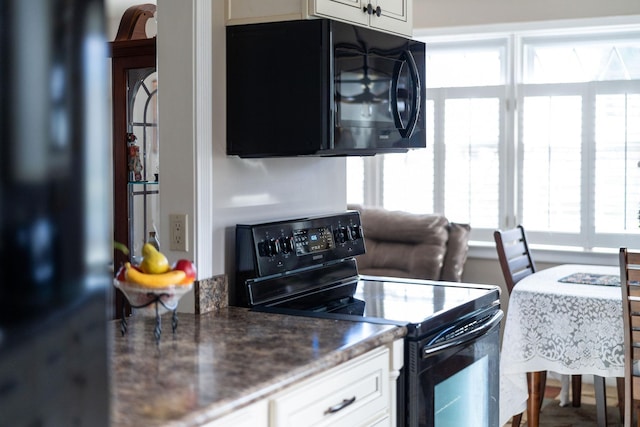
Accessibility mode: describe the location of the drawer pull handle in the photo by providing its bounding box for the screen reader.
[324,396,356,415]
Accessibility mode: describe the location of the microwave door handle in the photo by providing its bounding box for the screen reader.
[392,50,421,139]
[403,50,421,138]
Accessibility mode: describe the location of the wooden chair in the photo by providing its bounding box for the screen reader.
[620,247,640,427]
[494,225,537,295]
[494,225,582,426]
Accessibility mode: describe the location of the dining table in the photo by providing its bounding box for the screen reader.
[499,264,625,427]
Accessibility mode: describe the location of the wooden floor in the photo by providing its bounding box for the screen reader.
[502,377,622,427]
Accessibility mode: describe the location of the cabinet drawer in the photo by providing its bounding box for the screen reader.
[271,348,389,427]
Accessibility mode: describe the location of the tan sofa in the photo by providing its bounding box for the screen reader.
[348,204,470,282]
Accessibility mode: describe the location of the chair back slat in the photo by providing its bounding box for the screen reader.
[511,268,533,285]
[494,225,536,295]
[630,297,640,310]
[498,226,524,243]
[620,248,640,426]
[629,268,640,283]
[630,286,640,299]
[627,252,640,266]
[503,241,528,260]
[507,254,532,273]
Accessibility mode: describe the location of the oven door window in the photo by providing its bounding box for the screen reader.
[409,320,500,427]
[334,49,419,149]
[434,355,489,425]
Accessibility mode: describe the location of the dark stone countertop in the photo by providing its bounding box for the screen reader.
[110,307,406,427]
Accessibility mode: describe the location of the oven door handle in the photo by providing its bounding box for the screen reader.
[422,310,503,358]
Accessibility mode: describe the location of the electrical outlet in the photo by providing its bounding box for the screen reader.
[169,214,188,251]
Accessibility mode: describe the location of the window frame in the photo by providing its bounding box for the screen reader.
[433,85,509,241]
[351,20,640,264]
[517,80,640,251]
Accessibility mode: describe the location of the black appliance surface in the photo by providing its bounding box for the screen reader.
[234,210,366,307]
[355,277,499,337]
[226,19,426,157]
[1,1,111,425]
[254,274,499,336]
[234,212,502,427]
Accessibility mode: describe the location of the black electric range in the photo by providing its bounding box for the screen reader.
[232,211,502,427]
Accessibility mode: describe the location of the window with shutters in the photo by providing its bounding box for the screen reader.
[347,25,640,253]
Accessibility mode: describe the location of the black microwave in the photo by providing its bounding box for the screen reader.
[226,19,426,157]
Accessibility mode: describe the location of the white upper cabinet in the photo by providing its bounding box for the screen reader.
[311,0,411,36]
[226,0,413,37]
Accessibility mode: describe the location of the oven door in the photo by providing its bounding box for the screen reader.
[406,308,503,427]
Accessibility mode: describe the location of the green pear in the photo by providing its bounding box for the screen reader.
[139,243,171,274]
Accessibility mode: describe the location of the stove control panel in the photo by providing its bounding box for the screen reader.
[235,211,365,280]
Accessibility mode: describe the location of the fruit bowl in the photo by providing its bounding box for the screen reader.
[113,279,193,316]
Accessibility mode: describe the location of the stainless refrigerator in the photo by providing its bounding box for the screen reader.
[0,0,111,425]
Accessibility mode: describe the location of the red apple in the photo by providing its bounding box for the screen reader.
[173,259,197,284]
[115,264,126,281]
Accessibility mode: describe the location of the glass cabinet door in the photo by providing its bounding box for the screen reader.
[126,68,159,263]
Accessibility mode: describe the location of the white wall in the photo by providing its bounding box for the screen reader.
[413,0,640,29]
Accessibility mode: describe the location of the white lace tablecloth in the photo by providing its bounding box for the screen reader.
[499,264,625,426]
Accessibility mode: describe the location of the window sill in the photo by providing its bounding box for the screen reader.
[468,241,619,266]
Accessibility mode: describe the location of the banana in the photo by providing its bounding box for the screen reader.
[124,262,187,288]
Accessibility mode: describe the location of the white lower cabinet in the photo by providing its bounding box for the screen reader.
[202,400,268,427]
[270,346,390,427]
[203,341,403,427]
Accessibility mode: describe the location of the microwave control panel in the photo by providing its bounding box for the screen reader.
[236,211,365,279]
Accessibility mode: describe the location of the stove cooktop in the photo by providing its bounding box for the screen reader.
[254,274,500,340]
[354,276,499,324]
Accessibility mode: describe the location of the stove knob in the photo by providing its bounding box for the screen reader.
[279,236,294,254]
[269,238,281,255]
[258,240,271,257]
[334,227,347,244]
[346,226,355,241]
[350,224,362,240]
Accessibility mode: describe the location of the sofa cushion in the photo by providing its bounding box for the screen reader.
[351,205,450,281]
[441,222,471,281]
[348,204,470,282]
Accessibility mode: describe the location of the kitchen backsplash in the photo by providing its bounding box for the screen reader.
[194,274,228,314]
